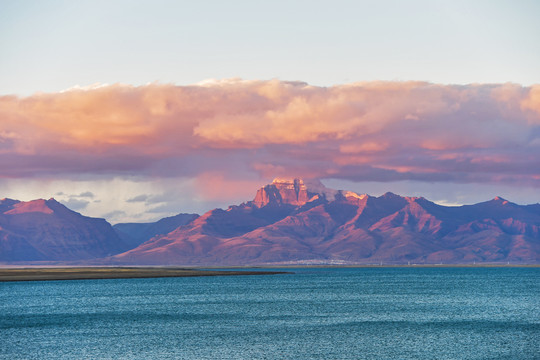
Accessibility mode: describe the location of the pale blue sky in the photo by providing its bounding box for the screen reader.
[1,0,539,96]
[1,0,540,222]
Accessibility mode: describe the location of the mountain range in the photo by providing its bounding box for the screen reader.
[1,179,539,265]
[113,213,199,249]
[0,198,126,262]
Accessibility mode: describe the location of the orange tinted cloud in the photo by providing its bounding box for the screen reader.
[1,80,539,186]
[194,172,265,202]
[521,85,540,123]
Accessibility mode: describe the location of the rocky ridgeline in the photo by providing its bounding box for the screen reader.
[2,179,540,265]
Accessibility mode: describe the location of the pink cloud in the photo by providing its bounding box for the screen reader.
[0,80,539,187]
[194,172,266,202]
[521,85,540,123]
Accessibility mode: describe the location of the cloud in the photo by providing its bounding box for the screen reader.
[103,210,127,222]
[55,191,95,212]
[1,80,539,188]
[521,85,540,123]
[59,198,90,211]
[194,171,267,202]
[127,194,149,203]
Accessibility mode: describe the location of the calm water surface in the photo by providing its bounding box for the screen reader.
[1,267,538,359]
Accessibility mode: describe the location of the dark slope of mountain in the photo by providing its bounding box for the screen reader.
[0,198,128,262]
[113,213,199,249]
[112,179,540,265]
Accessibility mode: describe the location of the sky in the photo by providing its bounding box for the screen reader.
[1,0,539,223]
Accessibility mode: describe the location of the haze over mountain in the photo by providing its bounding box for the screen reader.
[0,198,127,262]
[112,179,540,265]
[113,213,199,249]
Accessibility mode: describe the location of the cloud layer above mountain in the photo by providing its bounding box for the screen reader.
[1,79,539,187]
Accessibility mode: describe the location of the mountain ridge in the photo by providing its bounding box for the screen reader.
[0,198,128,262]
[110,179,540,265]
[113,213,199,249]
[2,179,539,265]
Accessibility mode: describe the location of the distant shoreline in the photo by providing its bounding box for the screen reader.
[0,267,291,282]
[212,264,540,269]
[1,264,538,282]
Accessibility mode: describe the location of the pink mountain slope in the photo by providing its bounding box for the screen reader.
[111,179,540,265]
[0,198,128,262]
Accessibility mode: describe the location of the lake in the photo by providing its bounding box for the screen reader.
[1,267,538,359]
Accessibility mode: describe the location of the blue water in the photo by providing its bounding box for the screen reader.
[1,268,538,360]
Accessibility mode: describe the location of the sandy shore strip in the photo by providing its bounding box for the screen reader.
[0,267,292,282]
